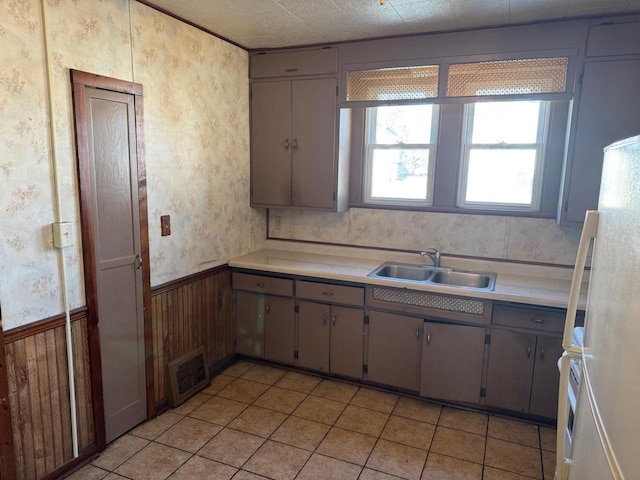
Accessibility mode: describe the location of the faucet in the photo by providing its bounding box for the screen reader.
[420,248,441,267]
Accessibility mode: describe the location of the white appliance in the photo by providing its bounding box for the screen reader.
[556,135,640,480]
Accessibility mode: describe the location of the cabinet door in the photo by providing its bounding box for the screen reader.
[264,296,295,364]
[251,81,292,206]
[530,336,563,419]
[563,59,640,223]
[236,291,265,358]
[367,311,423,391]
[298,301,331,372]
[485,329,536,413]
[291,78,337,209]
[330,306,364,379]
[420,322,486,404]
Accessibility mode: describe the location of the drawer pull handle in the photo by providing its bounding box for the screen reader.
[322,291,335,296]
[266,304,270,314]
[332,314,336,326]
[323,313,328,325]
[256,282,266,288]
[527,345,532,358]
[285,68,298,72]
[531,318,546,324]
[426,333,431,345]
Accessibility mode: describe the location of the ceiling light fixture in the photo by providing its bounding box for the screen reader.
[380,0,385,4]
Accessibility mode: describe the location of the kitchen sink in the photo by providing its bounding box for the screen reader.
[368,262,496,291]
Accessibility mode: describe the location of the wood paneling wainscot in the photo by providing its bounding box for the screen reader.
[3,309,95,480]
[151,265,235,407]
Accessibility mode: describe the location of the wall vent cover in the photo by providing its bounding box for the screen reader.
[167,346,210,407]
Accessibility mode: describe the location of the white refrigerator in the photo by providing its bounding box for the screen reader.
[556,135,640,479]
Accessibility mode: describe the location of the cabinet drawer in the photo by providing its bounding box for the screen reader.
[492,305,566,334]
[232,272,293,297]
[297,280,364,306]
[251,49,338,78]
[587,22,640,57]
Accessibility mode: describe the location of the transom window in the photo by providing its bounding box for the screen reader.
[364,104,439,205]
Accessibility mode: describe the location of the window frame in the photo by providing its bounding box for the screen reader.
[363,105,440,206]
[457,100,551,211]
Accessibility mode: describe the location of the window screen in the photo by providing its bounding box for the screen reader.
[346,65,439,102]
[447,57,568,97]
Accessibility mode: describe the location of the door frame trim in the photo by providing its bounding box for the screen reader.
[0,304,17,480]
[71,69,154,450]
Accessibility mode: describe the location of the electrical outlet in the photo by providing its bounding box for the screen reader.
[161,215,171,236]
[53,222,74,248]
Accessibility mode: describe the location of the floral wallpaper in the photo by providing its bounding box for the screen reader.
[269,208,582,266]
[0,0,264,330]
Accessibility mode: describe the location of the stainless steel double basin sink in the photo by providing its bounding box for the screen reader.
[368,262,496,291]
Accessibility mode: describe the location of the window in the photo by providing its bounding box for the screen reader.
[458,100,549,210]
[364,104,439,205]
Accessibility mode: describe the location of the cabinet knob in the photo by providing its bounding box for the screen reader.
[284,138,290,150]
[292,138,298,150]
[266,304,271,314]
[531,317,546,324]
[426,332,431,344]
[540,346,545,360]
[416,328,420,340]
[256,282,266,288]
[527,345,532,358]
[322,291,334,297]
[323,313,328,325]
[332,314,336,326]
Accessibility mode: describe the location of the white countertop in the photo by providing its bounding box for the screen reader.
[229,246,588,310]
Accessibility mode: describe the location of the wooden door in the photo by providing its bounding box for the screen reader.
[250,81,292,206]
[0,304,16,480]
[330,306,364,379]
[235,291,265,358]
[485,329,536,413]
[367,311,423,391]
[264,296,295,365]
[291,78,337,209]
[564,59,640,223]
[420,322,486,404]
[84,87,147,443]
[530,335,563,418]
[297,301,330,372]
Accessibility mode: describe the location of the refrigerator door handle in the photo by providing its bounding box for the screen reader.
[556,351,579,480]
[562,210,599,353]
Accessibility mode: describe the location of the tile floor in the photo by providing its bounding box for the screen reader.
[67,361,558,480]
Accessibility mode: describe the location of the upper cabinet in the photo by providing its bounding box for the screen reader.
[250,48,351,212]
[559,21,640,224]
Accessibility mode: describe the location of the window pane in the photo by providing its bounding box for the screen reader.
[465,149,537,204]
[471,101,541,144]
[347,65,439,102]
[370,149,429,200]
[373,105,433,144]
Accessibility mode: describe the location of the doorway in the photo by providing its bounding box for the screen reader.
[71,70,154,447]
[0,304,17,480]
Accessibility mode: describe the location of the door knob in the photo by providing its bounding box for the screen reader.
[135,255,143,270]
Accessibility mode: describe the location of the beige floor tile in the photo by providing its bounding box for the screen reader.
[131,412,183,440]
[542,449,556,480]
[539,426,557,452]
[293,395,347,425]
[335,405,389,437]
[103,474,129,480]
[223,361,255,377]
[232,471,269,480]
[253,386,306,414]
[366,439,428,480]
[172,392,212,415]
[275,370,322,393]
[156,417,222,453]
[202,374,235,395]
[198,428,265,467]
[115,443,191,480]
[485,437,543,479]
[359,469,405,480]
[270,416,330,451]
[66,464,109,480]
[381,415,435,450]
[488,416,539,448]
[316,427,377,466]
[422,452,482,480]
[311,379,359,403]
[297,453,362,480]
[482,467,534,479]
[430,426,486,464]
[240,364,286,385]
[228,405,287,437]
[167,455,237,480]
[438,407,488,435]
[92,434,149,470]
[217,378,270,404]
[243,440,310,480]
[189,396,247,426]
[351,388,399,414]
[392,397,442,425]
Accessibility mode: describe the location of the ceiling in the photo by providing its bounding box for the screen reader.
[143,0,640,50]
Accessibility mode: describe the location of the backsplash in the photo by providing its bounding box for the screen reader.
[269,208,582,266]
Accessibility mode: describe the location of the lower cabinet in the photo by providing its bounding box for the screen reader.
[297,301,364,379]
[420,321,486,404]
[366,311,423,391]
[235,291,295,364]
[529,335,563,418]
